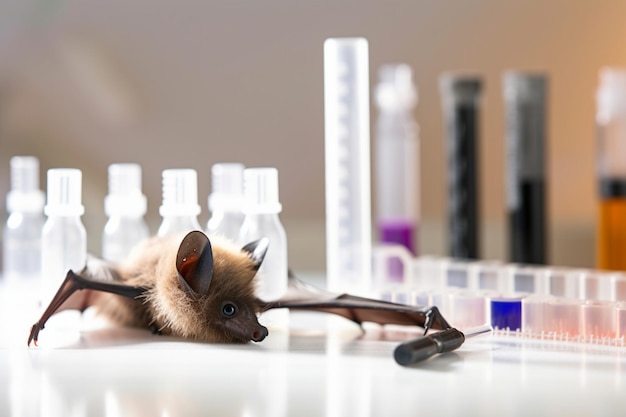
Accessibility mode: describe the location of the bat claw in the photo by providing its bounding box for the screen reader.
[423,306,451,335]
[28,322,42,347]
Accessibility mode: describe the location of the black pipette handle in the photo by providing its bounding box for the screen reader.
[394,328,465,366]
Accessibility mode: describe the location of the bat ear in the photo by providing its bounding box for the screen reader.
[241,238,269,271]
[176,231,214,297]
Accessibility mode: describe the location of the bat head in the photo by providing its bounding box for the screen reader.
[174,231,269,343]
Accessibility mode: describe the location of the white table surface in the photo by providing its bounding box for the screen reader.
[1,277,625,417]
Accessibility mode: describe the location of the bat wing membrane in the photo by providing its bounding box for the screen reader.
[259,273,451,332]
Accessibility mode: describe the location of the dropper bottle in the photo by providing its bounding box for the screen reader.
[2,156,46,283]
[102,163,150,263]
[239,168,288,326]
[158,169,201,237]
[41,169,87,305]
[206,163,245,242]
[375,64,419,257]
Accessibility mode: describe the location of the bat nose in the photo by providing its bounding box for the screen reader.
[252,325,268,342]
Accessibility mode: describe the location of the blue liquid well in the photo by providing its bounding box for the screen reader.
[491,298,522,330]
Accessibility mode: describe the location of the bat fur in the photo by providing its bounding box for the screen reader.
[32,231,269,344]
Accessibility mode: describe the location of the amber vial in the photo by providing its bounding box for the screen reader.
[596,68,626,271]
[597,180,626,270]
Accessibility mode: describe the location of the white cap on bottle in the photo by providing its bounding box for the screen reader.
[596,67,626,124]
[45,169,85,217]
[208,163,245,212]
[375,63,417,111]
[105,163,147,217]
[243,167,282,214]
[7,156,45,213]
[159,169,201,217]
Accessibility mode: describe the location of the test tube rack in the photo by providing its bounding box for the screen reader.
[371,245,626,346]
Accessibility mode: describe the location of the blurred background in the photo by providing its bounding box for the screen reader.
[0,0,625,272]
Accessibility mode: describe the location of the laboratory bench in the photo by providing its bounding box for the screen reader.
[1,277,625,417]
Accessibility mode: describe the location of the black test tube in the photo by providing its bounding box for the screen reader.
[440,75,482,259]
[503,72,547,265]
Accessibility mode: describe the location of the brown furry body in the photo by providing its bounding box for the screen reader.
[83,233,266,343]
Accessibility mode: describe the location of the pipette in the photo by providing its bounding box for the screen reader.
[324,37,372,294]
[394,324,492,366]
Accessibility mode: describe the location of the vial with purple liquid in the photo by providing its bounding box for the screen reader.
[374,64,419,281]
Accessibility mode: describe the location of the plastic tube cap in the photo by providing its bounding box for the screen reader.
[105,163,147,217]
[375,64,417,111]
[159,169,201,217]
[596,67,626,124]
[208,163,245,212]
[503,71,547,103]
[439,74,482,104]
[7,156,45,213]
[243,168,282,214]
[45,169,85,217]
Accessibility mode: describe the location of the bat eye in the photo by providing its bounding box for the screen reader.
[222,303,237,318]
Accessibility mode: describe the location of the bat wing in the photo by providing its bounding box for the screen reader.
[258,273,451,332]
[28,268,149,346]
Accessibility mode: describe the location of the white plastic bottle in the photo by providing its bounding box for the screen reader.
[102,163,150,263]
[41,169,87,305]
[239,168,288,327]
[158,169,201,237]
[206,163,245,241]
[2,156,46,284]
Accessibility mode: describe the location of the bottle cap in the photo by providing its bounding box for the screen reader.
[596,67,626,124]
[105,163,147,217]
[243,168,282,214]
[208,163,245,212]
[503,71,547,103]
[6,156,45,213]
[439,74,482,104]
[159,169,201,217]
[375,63,417,111]
[45,168,85,217]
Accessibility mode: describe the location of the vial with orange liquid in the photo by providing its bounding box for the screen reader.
[596,68,626,270]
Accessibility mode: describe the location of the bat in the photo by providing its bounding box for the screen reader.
[28,230,454,348]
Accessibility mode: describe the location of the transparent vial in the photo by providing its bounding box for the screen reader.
[206,163,245,242]
[3,156,45,283]
[102,163,150,263]
[41,169,87,305]
[239,168,288,328]
[158,169,201,237]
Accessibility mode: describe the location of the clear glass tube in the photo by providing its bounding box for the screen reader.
[375,63,419,255]
[324,37,372,294]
